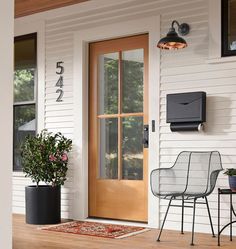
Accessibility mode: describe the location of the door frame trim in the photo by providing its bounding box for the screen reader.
[73,15,160,228]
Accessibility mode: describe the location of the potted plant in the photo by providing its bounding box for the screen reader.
[21,130,72,224]
[224,168,236,192]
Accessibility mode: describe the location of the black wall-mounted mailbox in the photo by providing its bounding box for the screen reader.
[166,91,206,132]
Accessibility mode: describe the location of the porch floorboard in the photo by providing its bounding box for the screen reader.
[13,214,235,249]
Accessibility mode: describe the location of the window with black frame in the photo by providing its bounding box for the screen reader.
[222,0,236,56]
[13,33,37,171]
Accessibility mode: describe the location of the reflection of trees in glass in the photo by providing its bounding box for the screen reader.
[14,69,35,102]
[14,105,36,171]
[122,60,143,113]
[101,118,118,179]
[14,69,36,170]
[104,116,143,180]
[14,105,35,129]
[102,57,143,115]
[122,117,143,180]
[105,119,118,179]
[14,34,37,171]
[102,57,118,114]
[101,54,144,180]
[105,156,118,179]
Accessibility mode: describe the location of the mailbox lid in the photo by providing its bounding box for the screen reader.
[166,91,206,123]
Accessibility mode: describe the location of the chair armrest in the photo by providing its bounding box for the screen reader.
[150,168,173,182]
[151,167,172,175]
[150,168,172,196]
[208,169,223,194]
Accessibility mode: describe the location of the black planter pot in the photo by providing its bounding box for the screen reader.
[25,185,61,224]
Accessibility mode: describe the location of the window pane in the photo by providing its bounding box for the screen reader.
[14,35,36,102]
[14,105,36,171]
[122,49,144,113]
[122,116,143,180]
[228,0,236,51]
[99,118,118,179]
[98,53,118,115]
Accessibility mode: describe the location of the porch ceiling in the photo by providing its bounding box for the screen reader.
[15,0,89,18]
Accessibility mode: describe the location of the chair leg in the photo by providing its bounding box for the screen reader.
[205,196,215,237]
[191,198,197,246]
[157,198,173,242]
[181,196,184,234]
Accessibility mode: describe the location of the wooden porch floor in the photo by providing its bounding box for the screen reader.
[13,214,235,249]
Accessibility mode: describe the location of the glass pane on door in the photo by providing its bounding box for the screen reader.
[122,49,144,113]
[98,53,119,115]
[122,116,143,180]
[98,48,145,181]
[99,118,118,179]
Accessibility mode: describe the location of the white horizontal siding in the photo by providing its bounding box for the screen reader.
[158,0,236,235]
[41,0,168,220]
[13,0,236,235]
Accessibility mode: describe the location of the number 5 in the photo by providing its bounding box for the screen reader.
[56,61,64,75]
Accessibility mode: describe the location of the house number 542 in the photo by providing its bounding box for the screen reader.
[55,61,64,102]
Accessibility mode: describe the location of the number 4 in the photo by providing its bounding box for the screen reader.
[55,76,63,88]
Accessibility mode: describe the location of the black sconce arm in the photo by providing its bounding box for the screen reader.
[171,20,190,36]
[171,20,180,29]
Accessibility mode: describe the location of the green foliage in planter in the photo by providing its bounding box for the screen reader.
[21,130,72,186]
[224,168,236,176]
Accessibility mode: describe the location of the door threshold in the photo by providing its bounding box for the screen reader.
[83,217,149,228]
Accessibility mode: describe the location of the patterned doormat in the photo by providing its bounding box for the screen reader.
[41,221,150,239]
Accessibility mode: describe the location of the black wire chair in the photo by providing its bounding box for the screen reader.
[150,151,223,246]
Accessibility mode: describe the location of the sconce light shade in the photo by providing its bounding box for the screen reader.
[157,21,190,50]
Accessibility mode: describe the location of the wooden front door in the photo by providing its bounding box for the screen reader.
[89,34,148,222]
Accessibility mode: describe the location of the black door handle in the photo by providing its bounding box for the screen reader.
[143,125,149,148]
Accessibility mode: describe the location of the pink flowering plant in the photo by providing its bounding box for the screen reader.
[21,130,72,187]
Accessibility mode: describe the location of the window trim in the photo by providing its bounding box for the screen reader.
[207,0,236,63]
[14,32,37,43]
[221,0,236,57]
[13,33,37,172]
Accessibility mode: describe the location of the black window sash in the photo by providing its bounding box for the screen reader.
[222,0,236,57]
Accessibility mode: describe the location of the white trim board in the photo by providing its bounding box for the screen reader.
[208,0,221,60]
[73,15,160,228]
[0,1,13,248]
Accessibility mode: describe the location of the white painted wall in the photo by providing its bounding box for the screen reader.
[0,0,14,248]
[159,0,236,234]
[14,0,236,236]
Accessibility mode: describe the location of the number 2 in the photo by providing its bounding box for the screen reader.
[56,89,64,102]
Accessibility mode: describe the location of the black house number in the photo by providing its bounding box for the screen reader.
[55,61,64,102]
